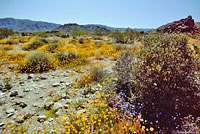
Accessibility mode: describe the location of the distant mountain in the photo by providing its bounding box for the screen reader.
[85,24,154,32]
[53,23,111,34]
[54,23,154,34]
[0,18,154,33]
[0,18,61,32]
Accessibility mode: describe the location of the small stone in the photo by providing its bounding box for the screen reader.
[81,89,88,95]
[63,73,69,77]
[7,113,14,118]
[60,80,65,83]
[23,88,30,92]
[18,95,25,98]
[19,81,25,86]
[0,85,4,90]
[15,101,22,105]
[0,122,5,127]
[65,82,71,87]
[96,84,102,88]
[38,115,47,122]
[61,93,70,99]
[48,118,54,122]
[33,103,44,108]
[24,113,32,119]
[0,92,5,98]
[55,109,63,116]
[10,90,18,97]
[2,88,7,92]
[61,99,72,104]
[0,98,6,105]
[40,75,48,80]
[28,74,34,79]
[16,116,25,123]
[6,107,15,114]
[52,102,63,111]
[20,102,27,108]
[44,101,54,110]
[33,77,40,82]
[52,83,60,87]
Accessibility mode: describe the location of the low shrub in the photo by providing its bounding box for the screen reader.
[20,51,56,73]
[45,43,61,53]
[89,64,106,82]
[26,40,45,50]
[0,44,14,51]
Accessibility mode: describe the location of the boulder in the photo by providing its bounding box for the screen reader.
[157,16,198,34]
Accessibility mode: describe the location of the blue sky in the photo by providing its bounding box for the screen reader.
[0,0,199,28]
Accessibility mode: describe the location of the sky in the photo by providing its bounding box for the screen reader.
[0,0,199,28]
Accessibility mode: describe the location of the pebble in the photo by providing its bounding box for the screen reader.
[40,75,48,80]
[52,83,60,87]
[38,115,47,122]
[10,90,18,97]
[6,107,15,114]
[0,122,5,127]
[28,74,34,79]
[23,88,30,92]
[52,102,64,111]
[44,101,54,110]
[16,116,25,123]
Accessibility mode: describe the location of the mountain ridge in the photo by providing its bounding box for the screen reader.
[0,18,61,32]
[0,18,154,33]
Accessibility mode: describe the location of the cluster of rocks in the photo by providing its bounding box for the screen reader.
[0,68,104,132]
[157,16,199,34]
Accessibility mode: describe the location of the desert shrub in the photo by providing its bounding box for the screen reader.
[133,33,200,132]
[20,51,56,73]
[32,32,49,38]
[69,39,77,44]
[0,44,14,51]
[26,40,45,50]
[113,51,136,99]
[89,64,106,82]
[6,38,19,45]
[0,28,14,39]
[54,52,69,64]
[114,44,127,51]
[46,43,61,53]
[39,37,59,44]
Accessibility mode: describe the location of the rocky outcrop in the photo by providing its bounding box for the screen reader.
[157,16,198,34]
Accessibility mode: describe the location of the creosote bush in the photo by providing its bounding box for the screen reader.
[45,43,61,53]
[26,39,45,50]
[133,33,200,132]
[20,51,56,73]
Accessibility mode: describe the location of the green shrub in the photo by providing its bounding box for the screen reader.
[54,51,77,65]
[133,33,200,132]
[20,51,55,73]
[27,40,45,50]
[46,43,60,53]
[0,28,14,39]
